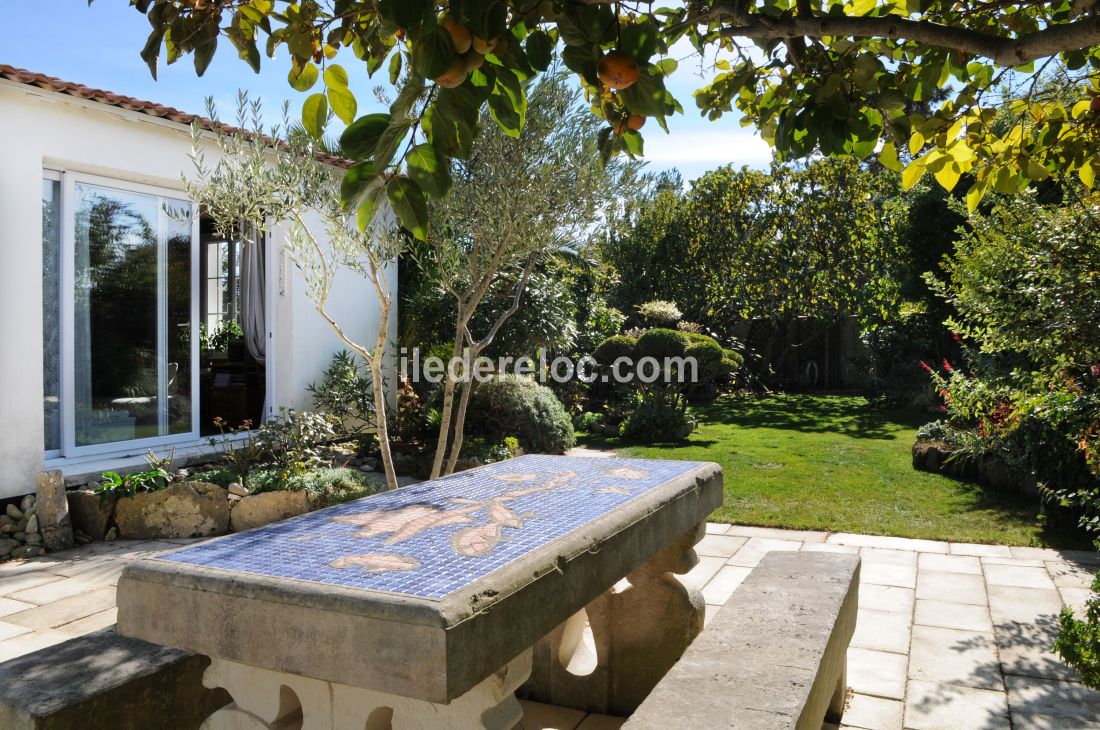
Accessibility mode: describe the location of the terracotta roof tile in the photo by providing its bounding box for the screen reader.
[0,63,353,168]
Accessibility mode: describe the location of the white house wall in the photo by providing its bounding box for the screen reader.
[0,81,396,499]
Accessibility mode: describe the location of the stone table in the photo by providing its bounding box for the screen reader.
[116,454,723,729]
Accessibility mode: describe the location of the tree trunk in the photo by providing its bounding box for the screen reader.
[444,361,478,476]
[430,325,465,479]
[369,357,399,490]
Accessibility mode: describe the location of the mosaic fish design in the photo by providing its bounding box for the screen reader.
[161,455,707,600]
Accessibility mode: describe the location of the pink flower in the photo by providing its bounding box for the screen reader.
[943,359,953,373]
[951,333,962,343]
[920,360,932,373]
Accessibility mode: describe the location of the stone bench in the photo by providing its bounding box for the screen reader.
[0,627,229,730]
[624,551,860,730]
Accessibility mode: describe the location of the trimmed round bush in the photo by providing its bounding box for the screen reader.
[467,375,575,454]
[620,401,696,442]
[634,328,688,361]
[593,334,638,367]
[685,338,725,382]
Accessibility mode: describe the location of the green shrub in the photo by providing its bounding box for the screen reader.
[635,300,682,327]
[915,419,952,443]
[257,408,339,482]
[634,328,688,361]
[459,435,522,464]
[620,400,696,442]
[1055,572,1100,689]
[94,450,174,500]
[578,300,626,354]
[573,411,603,432]
[307,350,379,436]
[685,338,724,381]
[467,375,575,454]
[593,335,637,366]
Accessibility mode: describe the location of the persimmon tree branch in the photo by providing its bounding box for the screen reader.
[707,11,1100,66]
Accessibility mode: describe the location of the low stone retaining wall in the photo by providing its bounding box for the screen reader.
[65,482,311,544]
[912,440,1038,497]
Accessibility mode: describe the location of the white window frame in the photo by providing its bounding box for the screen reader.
[42,169,63,461]
[54,170,200,459]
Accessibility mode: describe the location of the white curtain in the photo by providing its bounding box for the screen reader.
[239,222,266,362]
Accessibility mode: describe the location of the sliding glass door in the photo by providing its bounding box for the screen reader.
[54,174,199,456]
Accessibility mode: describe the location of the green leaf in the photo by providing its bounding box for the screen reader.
[1080,161,1096,189]
[390,74,426,119]
[1025,158,1050,181]
[428,85,481,159]
[488,67,526,138]
[561,45,599,86]
[933,162,962,192]
[406,143,452,197]
[140,28,165,79]
[653,58,677,77]
[901,157,925,189]
[386,176,429,240]
[414,26,456,80]
[966,173,988,213]
[525,29,554,71]
[620,70,666,118]
[194,35,217,77]
[620,129,644,157]
[619,18,658,63]
[597,125,614,166]
[388,52,403,85]
[340,113,390,160]
[327,85,357,124]
[356,185,386,231]
[379,0,432,34]
[373,120,413,174]
[340,161,376,207]
[556,12,592,47]
[908,130,924,157]
[302,93,329,140]
[878,142,902,172]
[323,63,350,89]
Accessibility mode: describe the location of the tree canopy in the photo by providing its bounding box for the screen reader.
[120,1,1100,234]
[602,158,901,332]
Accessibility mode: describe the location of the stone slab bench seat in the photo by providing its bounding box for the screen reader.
[0,627,229,730]
[624,551,860,730]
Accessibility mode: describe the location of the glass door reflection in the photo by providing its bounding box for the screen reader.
[71,182,193,447]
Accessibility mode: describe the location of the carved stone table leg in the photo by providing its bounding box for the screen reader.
[201,650,531,730]
[521,522,706,716]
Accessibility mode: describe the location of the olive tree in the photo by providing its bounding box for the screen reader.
[422,70,639,478]
[187,94,404,489]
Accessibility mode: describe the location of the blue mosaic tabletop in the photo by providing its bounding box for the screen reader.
[161,455,707,601]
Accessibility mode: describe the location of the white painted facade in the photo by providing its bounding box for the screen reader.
[0,77,396,499]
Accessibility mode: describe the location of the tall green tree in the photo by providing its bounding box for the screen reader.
[603,158,902,343]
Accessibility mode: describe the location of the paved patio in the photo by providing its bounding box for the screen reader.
[1,526,1099,729]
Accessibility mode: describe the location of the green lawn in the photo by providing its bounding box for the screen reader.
[579,394,1089,548]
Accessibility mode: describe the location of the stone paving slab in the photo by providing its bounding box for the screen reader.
[914,599,993,633]
[904,680,1010,730]
[1,524,1099,730]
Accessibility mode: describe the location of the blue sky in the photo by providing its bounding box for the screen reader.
[0,1,772,181]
